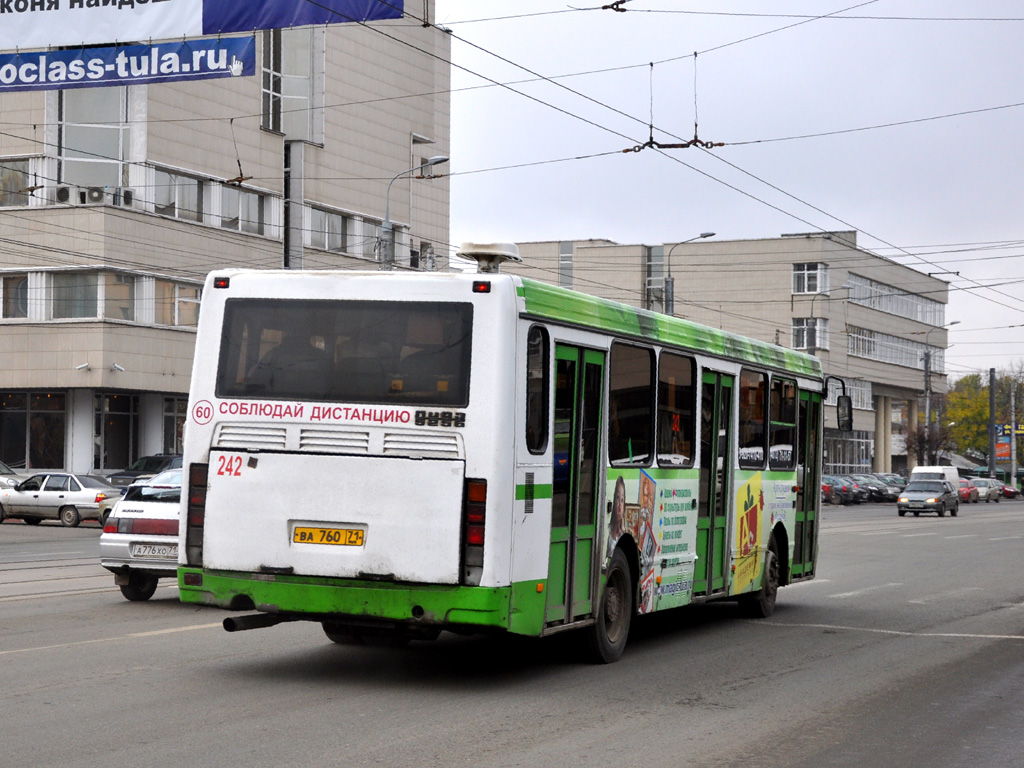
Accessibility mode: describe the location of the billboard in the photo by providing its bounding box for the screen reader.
[0,37,255,93]
[0,0,403,53]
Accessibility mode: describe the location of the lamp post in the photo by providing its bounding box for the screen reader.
[379,155,448,270]
[663,232,715,315]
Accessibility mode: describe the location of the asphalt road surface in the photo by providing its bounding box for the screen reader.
[2,500,1023,768]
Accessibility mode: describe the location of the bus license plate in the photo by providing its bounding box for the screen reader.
[293,526,365,547]
[131,543,178,559]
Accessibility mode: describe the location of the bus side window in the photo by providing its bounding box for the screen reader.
[657,352,695,467]
[525,326,549,454]
[608,344,654,466]
[738,369,767,469]
[769,378,797,470]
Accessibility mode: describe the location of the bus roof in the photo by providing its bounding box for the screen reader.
[516,277,822,379]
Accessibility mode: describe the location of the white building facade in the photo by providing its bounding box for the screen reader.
[0,11,451,474]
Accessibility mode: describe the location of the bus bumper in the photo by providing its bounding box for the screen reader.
[177,568,546,633]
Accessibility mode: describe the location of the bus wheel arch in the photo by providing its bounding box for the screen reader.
[770,523,790,587]
[740,531,781,619]
[585,546,634,663]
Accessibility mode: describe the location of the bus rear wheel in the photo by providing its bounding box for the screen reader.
[586,548,633,663]
[741,534,780,619]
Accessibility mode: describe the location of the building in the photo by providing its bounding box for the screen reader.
[507,232,952,475]
[0,13,451,474]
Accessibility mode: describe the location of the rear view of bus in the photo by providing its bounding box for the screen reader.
[178,267,520,646]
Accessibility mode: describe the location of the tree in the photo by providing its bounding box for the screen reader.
[907,422,955,466]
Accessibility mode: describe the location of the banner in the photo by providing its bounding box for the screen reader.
[0,36,255,93]
[0,0,403,53]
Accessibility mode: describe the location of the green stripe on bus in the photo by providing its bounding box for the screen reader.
[518,278,821,378]
[179,569,550,635]
[515,483,553,501]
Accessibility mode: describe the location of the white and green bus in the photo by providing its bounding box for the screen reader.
[178,245,850,662]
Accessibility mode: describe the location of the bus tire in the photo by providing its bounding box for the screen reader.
[741,534,780,619]
[586,548,633,663]
[120,573,158,601]
[322,623,366,645]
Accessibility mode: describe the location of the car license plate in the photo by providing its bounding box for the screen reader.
[130,543,177,558]
[293,526,365,547]
[910,502,923,508]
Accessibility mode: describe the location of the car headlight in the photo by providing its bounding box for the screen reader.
[926,497,938,503]
[898,497,908,503]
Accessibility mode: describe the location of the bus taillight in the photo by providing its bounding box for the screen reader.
[463,479,487,586]
[185,463,208,566]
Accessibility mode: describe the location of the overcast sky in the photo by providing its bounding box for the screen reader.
[433,0,1024,380]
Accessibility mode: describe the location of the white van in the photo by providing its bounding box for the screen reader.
[909,466,959,486]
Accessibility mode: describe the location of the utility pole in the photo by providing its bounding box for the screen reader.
[923,350,933,463]
[1011,381,1017,484]
[989,368,997,478]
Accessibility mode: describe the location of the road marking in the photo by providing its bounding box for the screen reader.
[830,582,902,599]
[908,587,983,604]
[787,578,831,587]
[755,621,1024,642]
[0,620,223,656]
[0,582,178,603]
[901,532,937,538]
[943,534,978,540]
[990,536,1023,541]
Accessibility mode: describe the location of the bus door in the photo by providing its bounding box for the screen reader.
[793,390,822,577]
[695,371,733,596]
[546,345,604,625]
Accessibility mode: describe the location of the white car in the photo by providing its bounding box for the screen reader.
[0,472,117,526]
[971,477,1002,503]
[99,469,181,601]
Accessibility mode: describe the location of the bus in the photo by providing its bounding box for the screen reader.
[178,244,850,662]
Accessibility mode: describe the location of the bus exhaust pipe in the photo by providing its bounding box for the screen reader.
[223,614,292,632]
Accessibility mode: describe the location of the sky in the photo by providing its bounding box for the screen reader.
[432,0,1024,380]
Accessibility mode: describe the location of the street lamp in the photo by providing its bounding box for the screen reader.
[379,155,448,270]
[663,232,715,315]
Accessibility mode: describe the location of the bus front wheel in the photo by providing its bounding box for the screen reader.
[586,548,633,664]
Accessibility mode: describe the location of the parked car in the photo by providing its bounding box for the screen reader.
[971,477,1002,503]
[822,475,854,505]
[873,473,907,492]
[106,454,182,487]
[0,459,29,489]
[100,468,182,601]
[957,478,979,504]
[97,487,128,526]
[851,473,898,502]
[0,472,117,526]
[835,475,870,504]
[897,480,959,517]
[999,482,1021,499]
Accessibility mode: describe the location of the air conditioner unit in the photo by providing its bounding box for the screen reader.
[114,187,135,207]
[54,184,79,205]
[84,186,106,204]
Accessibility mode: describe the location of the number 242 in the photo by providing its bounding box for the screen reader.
[216,455,243,477]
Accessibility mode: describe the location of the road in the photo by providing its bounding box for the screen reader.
[2,500,1023,768]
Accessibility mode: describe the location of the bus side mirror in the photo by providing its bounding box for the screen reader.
[836,395,853,431]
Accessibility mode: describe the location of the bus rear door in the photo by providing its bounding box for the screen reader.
[696,370,733,596]
[793,390,822,577]
[546,345,604,625]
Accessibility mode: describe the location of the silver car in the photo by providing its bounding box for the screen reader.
[0,472,117,526]
[0,459,28,489]
[99,469,181,601]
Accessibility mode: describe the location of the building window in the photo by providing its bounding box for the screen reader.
[2,274,28,318]
[657,352,695,467]
[0,159,30,207]
[104,273,135,321]
[824,428,873,475]
[221,186,264,235]
[558,241,573,289]
[262,27,323,141]
[738,369,767,469]
[60,86,128,187]
[846,273,944,326]
[52,273,98,319]
[0,392,66,469]
[793,263,829,294]
[310,207,348,252]
[155,280,201,326]
[847,326,935,372]
[792,318,828,351]
[609,343,654,466]
[164,397,188,454]
[154,169,203,222]
[95,393,138,471]
[826,378,874,411]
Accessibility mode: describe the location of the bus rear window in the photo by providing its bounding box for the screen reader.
[216,299,473,407]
